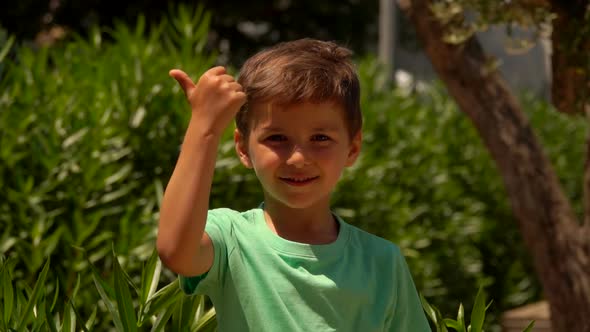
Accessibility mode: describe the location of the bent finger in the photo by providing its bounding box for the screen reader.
[169,69,195,94]
[206,66,227,76]
[227,81,244,92]
[219,74,237,83]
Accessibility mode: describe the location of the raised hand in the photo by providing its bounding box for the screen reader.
[169,66,246,136]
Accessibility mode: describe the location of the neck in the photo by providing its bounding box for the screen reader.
[262,199,339,245]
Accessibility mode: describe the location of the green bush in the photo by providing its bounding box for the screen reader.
[0,252,216,331]
[1,5,586,330]
[0,4,216,327]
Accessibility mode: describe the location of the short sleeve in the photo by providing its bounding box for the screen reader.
[178,208,236,296]
[386,246,432,331]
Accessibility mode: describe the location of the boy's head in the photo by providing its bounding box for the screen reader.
[235,38,362,138]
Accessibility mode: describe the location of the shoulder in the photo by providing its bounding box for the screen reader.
[207,207,260,229]
[345,222,403,260]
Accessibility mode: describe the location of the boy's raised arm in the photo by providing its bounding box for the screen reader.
[157,66,246,276]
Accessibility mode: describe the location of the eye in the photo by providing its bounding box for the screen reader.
[265,134,287,142]
[312,134,331,142]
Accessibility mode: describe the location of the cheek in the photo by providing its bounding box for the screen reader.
[251,146,282,170]
[310,146,346,163]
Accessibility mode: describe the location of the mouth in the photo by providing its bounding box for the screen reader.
[279,176,319,186]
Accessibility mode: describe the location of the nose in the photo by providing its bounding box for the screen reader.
[285,146,310,168]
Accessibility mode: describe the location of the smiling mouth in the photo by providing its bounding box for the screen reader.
[279,176,319,185]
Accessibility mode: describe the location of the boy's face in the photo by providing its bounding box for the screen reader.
[234,101,361,210]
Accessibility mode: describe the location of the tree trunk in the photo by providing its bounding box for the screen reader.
[398,0,590,330]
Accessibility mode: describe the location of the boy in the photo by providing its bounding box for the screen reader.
[157,38,431,331]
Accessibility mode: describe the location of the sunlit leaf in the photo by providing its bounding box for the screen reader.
[17,258,50,330]
[470,286,486,332]
[113,251,138,332]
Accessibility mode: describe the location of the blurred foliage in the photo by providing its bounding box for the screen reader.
[0,0,378,65]
[429,0,554,47]
[0,4,587,331]
[0,4,215,329]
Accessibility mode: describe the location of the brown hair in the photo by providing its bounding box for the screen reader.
[235,38,361,138]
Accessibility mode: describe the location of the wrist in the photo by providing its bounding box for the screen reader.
[186,116,225,141]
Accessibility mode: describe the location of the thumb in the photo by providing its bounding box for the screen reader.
[169,69,195,95]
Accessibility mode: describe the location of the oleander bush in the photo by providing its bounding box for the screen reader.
[0,4,586,330]
[0,252,534,331]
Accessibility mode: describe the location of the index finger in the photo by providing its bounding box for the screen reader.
[206,66,227,76]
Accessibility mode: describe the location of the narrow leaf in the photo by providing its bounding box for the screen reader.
[522,320,535,332]
[0,35,15,63]
[91,272,124,331]
[142,281,182,319]
[49,279,59,311]
[113,252,138,332]
[69,300,89,332]
[444,319,462,331]
[2,262,14,326]
[457,303,466,332]
[84,306,97,331]
[139,248,162,324]
[150,303,177,332]
[61,302,75,332]
[420,293,448,332]
[469,286,486,332]
[43,301,58,332]
[420,293,438,324]
[192,307,216,332]
[17,258,50,331]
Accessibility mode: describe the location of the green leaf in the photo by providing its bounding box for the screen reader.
[192,307,216,332]
[173,295,198,331]
[69,300,89,332]
[49,277,59,312]
[43,300,58,332]
[469,286,487,332]
[1,260,14,327]
[142,280,183,320]
[420,293,437,324]
[113,251,138,332]
[139,248,162,325]
[150,302,177,332]
[84,306,97,331]
[61,302,75,332]
[522,320,535,332]
[85,253,116,299]
[17,258,50,331]
[91,268,124,331]
[444,318,463,331]
[71,274,81,300]
[456,303,466,332]
[420,293,448,332]
[140,249,162,305]
[0,35,15,63]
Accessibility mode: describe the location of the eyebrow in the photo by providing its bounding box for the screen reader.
[259,125,340,132]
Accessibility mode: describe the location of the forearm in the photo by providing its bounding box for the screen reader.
[157,117,220,268]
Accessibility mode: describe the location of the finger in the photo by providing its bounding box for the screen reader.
[233,91,247,106]
[206,66,226,76]
[227,81,244,92]
[169,69,195,94]
[219,74,236,82]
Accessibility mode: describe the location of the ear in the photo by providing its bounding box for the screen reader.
[234,129,253,168]
[345,131,362,167]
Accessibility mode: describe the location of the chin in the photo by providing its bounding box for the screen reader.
[275,195,329,210]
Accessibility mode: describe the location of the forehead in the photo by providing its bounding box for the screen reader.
[248,101,348,131]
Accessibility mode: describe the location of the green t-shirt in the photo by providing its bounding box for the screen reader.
[179,208,431,332]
